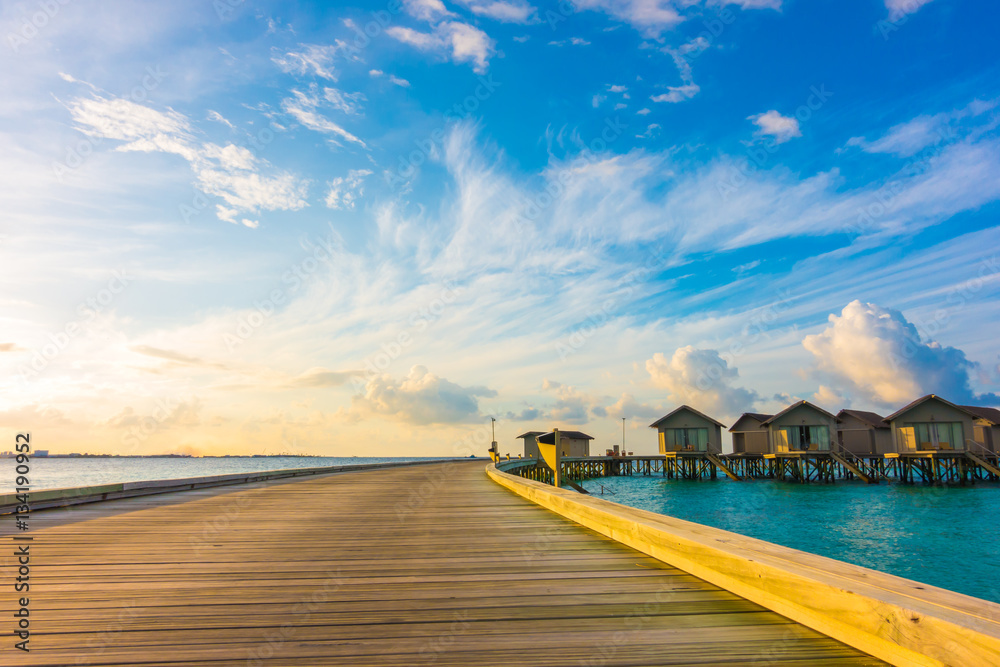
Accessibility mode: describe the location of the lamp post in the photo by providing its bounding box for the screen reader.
[622,417,626,454]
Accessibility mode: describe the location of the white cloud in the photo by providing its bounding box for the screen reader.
[571,0,779,37]
[749,110,802,144]
[452,0,537,23]
[323,87,367,115]
[445,22,496,73]
[550,37,591,46]
[571,0,682,36]
[369,69,411,87]
[649,38,706,104]
[67,94,309,223]
[802,300,996,407]
[608,85,628,93]
[600,393,662,420]
[646,346,759,419]
[196,169,309,218]
[715,0,781,8]
[636,107,651,115]
[540,379,606,424]
[885,0,935,20]
[650,84,699,103]
[325,169,373,209]
[68,95,194,153]
[387,21,495,73]
[349,365,497,424]
[637,123,661,139]
[272,43,347,80]
[207,110,235,129]
[731,259,761,274]
[281,89,367,148]
[402,0,455,21]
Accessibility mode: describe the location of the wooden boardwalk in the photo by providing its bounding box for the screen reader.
[3,461,884,666]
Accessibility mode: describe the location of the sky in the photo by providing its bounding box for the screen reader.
[1,0,999,456]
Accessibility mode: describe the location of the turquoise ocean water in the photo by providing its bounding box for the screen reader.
[2,456,454,493]
[579,475,1000,604]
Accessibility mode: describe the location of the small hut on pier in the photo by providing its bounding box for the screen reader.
[836,410,892,455]
[729,413,772,454]
[535,430,593,457]
[516,431,545,459]
[962,405,1000,453]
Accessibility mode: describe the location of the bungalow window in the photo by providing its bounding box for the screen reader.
[780,425,830,451]
[664,428,708,451]
[906,422,964,450]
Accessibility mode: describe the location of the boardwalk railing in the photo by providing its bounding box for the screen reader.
[499,451,1000,486]
[487,461,1000,667]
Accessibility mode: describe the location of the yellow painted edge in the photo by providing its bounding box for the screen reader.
[487,464,1000,667]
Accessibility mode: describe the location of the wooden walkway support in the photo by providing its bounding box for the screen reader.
[2,461,883,666]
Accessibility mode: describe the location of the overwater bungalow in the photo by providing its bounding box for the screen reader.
[535,430,594,457]
[729,413,772,454]
[649,405,724,453]
[884,394,980,453]
[761,401,839,454]
[836,409,893,456]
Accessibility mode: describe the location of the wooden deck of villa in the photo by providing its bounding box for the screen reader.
[3,460,883,666]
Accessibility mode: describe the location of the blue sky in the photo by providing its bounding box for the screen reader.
[1,0,998,455]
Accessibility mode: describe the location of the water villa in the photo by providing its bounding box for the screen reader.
[648,404,724,453]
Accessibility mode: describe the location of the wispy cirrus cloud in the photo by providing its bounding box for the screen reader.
[323,87,367,116]
[845,98,998,157]
[453,0,537,23]
[66,93,309,226]
[272,43,352,80]
[281,89,368,148]
[325,169,373,209]
[286,367,364,388]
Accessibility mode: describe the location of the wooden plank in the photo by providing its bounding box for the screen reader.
[488,462,1000,667]
[2,461,883,666]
